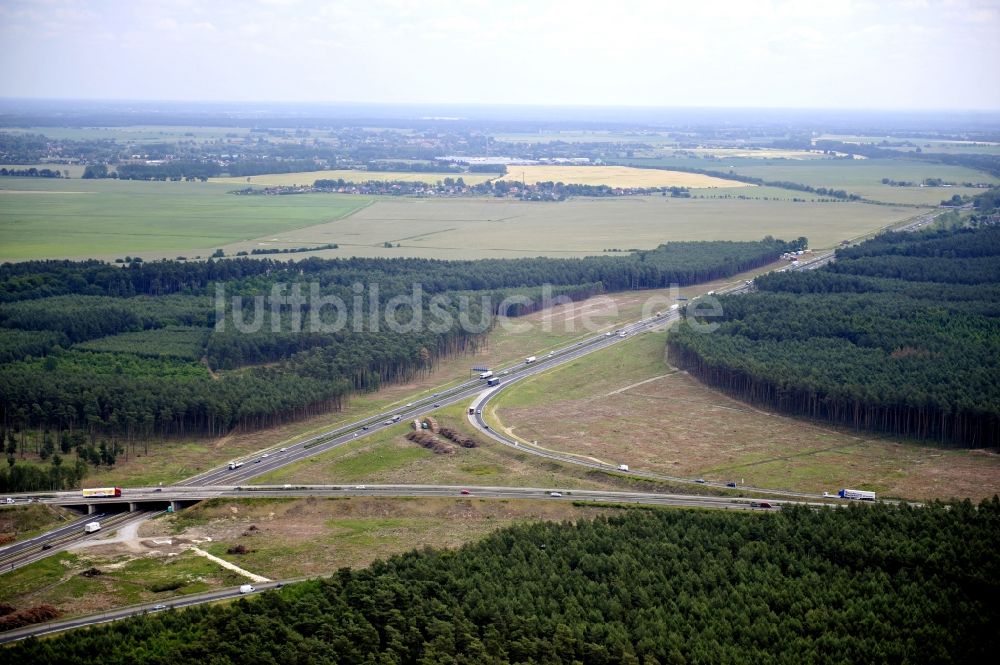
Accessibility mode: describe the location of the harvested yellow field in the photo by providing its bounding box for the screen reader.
[497,165,751,188]
[212,170,496,187]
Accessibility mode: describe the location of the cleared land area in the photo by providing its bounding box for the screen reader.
[487,331,1000,501]
[497,165,749,188]
[222,195,919,260]
[211,170,496,187]
[0,177,371,261]
[0,498,620,621]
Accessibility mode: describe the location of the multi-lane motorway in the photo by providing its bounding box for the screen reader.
[2,212,941,641]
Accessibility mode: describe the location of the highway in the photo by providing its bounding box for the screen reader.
[1,212,942,640]
[0,511,156,573]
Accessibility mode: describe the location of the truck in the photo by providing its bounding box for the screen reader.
[239,584,256,594]
[81,487,122,498]
[617,464,629,472]
[228,460,244,471]
[468,406,476,415]
[84,521,101,534]
[479,370,493,379]
[525,356,536,364]
[487,377,501,386]
[838,488,876,501]
[391,414,401,422]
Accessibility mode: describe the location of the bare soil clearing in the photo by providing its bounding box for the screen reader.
[491,332,1000,500]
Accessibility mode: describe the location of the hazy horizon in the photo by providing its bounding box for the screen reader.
[1,0,998,111]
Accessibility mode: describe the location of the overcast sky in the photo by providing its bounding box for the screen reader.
[1,0,998,110]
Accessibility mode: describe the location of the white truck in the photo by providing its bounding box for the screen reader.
[838,488,876,501]
[84,521,101,534]
[391,414,401,422]
[239,584,256,594]
[617,464,629,472]
[479,370,493,379]
[525,356,536,364]
[228,460,244,470]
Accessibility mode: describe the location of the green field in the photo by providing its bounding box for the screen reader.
[220,195,920,259]
[0,177,371,260]
[622,156,998,205]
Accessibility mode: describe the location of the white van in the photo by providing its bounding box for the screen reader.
[239,584,256,594]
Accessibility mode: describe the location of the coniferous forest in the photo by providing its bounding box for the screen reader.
[7,501,998,664]
[667,226,1000,447]
[0,238,797,490]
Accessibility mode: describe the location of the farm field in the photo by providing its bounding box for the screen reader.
[817,134,1000,155]
[496,165,749,188]
[486,331,1000,501]
[621,156,998,205]
[222,195,919,260]
[0,177,371,261]
[0,497,621,622]
[211,169,496,187]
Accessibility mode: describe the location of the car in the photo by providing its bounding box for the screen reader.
[356,485,366,490]
[476,410,482,415]
[152,604,167,611]
[695,479,706,484]
[261,453,269,458]
[405,403,413,407]
[279,447,287,453]
[41,543,53,550]
[484,425,490,430]
[605,332,612,336]
[275,583,285,589]
[549,492,563,498]
[432,393,440,397]
[726,482,737,488]
[153,488,162,493]
[460,489,471,495]
[255,458,262,463]
[501,370,509,375]
[362,425,370,430]
[383,419,392,425]
[433,403,440,408]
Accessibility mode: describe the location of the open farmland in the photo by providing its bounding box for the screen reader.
[486,331,1000,501]
[497,165,749,188]
[0,177,371,261]
[220,195,920,260]
[622,156,999,205]
[211,169,496,187]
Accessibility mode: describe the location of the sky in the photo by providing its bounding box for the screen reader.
[0,0,998,110]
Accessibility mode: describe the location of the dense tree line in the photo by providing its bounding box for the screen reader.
[6,501,998,661]
[0,167,64,178]
[668,226,1000,446]
[0,239,795,442]
[1,238,800,303]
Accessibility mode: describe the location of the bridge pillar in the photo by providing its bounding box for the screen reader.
[87,503,97,515]
[129,502,138,512]
[170,501,180,513]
